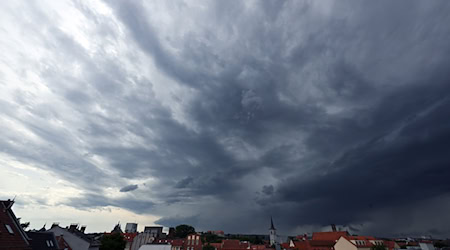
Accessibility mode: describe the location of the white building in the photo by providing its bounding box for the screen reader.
[139,244,172,250]
[126,223,138,233]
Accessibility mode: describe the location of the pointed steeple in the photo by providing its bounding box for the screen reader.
[270,216,276,230]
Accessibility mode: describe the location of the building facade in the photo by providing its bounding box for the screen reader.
[126,223,138,233]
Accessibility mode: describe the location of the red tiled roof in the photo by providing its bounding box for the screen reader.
[384,240,398,250]
[309,240,336,247]
[251,245,270,250]
[281,243,291,249]
[312,232,349,241]
[222,239,249,249]
[288,240,335,250]
[348,236,376,241]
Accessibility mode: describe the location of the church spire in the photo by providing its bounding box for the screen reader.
[270,216,276,230]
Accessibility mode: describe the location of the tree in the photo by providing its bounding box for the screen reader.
[175,224,196,238]
[371,245,386,250]
[203,244,215,250]
[100,233,127,250]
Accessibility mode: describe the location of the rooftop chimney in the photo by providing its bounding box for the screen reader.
[80,226,86,233]
[69,223,79,232]
[51,222,60,228]
[331,224,337,232]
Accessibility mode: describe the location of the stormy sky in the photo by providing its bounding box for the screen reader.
[1,0,450,238]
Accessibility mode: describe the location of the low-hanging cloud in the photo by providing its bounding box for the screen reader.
[120,184,139,193]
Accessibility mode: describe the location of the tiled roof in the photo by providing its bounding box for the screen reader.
[309,240,336,247]
[312,232,349,241]
[222,239,247,249]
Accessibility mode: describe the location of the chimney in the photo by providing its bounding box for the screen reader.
[80,226,86,233]
[51,222,60,228]
[69,223,78,232]
[331,224,337,232]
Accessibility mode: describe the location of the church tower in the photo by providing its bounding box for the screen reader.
[269,216,277,246]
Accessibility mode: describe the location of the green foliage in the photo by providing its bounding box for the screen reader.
[370,245,386,250]
[228,235,263,245]
[100,233,127,250]
[434,241,449,248]
[202,233,222,243]
[175,224,196,238]
[203,244,216,250]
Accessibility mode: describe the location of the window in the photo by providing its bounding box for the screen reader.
[5,224,14,234]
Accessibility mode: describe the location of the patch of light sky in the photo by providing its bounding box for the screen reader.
[0,153,161,232]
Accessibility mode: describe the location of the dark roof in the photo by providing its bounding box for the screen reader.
[28,232,58,250]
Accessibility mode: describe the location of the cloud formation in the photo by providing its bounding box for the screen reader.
[120,184,139,193]
[1,0,450,237]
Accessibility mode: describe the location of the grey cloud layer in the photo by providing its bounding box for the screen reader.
[1,0,450,237]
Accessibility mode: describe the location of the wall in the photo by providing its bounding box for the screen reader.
[335,237,357,250]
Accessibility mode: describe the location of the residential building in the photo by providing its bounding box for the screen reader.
[185,234,202,250]
[153,239,184,250]
[282,238,335,250]
[144,227,164,238]
[0,199,32,250]
[48,224,100,250]
[126,223,138,233]
[334,236,385,250]
[27,231,59,250]
[419,242,435,250]
[131,233,156,250]
[139,244,172,250]
[123,233,138,250]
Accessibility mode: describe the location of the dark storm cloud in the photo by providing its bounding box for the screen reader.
[120,184,138,192]
[2,0,450,237]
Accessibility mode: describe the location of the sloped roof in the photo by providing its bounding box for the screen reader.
[312,232,349,241]
[56,236,72,250]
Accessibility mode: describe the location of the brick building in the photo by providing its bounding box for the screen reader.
[0,199,32,250]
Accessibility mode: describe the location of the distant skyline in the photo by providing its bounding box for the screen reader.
[1,0,450,237]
